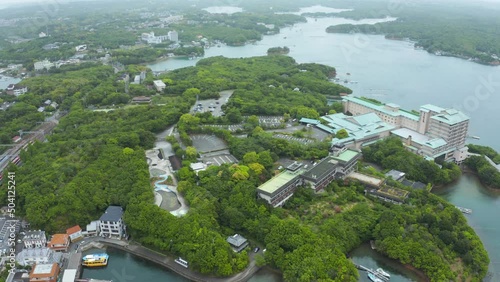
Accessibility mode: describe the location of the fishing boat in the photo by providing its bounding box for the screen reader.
[368,272,383,282]
[376,268,391,279]
[82,253,109,267]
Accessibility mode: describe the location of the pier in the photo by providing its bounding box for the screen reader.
[354,264,389,281]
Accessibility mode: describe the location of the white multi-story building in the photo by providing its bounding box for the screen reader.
[99,206,126,239]
[84,220,100,237]
[34,59,54,71]
[153,80,166,92]
[342,95,470,163]
[168,30,179,42]
[141,32,169,44]
[6,84,28,96]
[23,230,46,249]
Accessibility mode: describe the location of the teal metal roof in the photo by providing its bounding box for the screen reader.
[424,138,447,149]
[299,118,320,125]
[431,109,469,125]
[316,123,336,134]
[420,104,445,113]
[333,149,360,163]
[352,113,382,126]
[322,112,394,145]
[343,96,419,121]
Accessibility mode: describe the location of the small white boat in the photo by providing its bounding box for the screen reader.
[376,268,390,279]
[368,273,383,282]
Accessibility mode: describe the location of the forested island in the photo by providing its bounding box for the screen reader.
[465,145,500,189]
[325,1,500,65]
[267,46,290,55]
[0,55,490,281]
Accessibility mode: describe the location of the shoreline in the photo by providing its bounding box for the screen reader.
[96,240,261,282]
[325,29,500,66]
[349,242,430,281]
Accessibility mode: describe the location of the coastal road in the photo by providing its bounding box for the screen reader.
[89,238,260,282]
[123,243,260,282]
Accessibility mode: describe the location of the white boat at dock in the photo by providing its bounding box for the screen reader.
[455,206,472,214]
[376,268,390,279]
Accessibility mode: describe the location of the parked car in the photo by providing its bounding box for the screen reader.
[254,247,260,253]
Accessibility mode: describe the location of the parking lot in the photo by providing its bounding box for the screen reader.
[273,133,314,144]
[191,134,228,153]
[202,124,243,132]
[191,90,234,117]
[201,153,238,166]
[255,116,284,127]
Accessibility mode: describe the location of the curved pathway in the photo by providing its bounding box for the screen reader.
[146,148,189,216]
[89,238,260,282]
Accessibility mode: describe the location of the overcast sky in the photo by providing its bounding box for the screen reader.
[2,0,500,6]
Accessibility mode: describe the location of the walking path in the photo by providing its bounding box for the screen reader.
[146,148,188,216]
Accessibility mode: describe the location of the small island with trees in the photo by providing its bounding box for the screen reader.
[267,46,290,55]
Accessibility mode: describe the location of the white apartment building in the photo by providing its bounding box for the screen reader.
[34,59,54,71]
[153,80,166,92]
[99,206,126,239]
[168,30,179,42]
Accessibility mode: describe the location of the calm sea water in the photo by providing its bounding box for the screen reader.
[83,8,500,282]
[81,247,190,282]
[0,76,20,90]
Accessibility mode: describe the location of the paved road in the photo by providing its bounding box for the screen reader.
[77,238,260,282]
[112,241,260,282]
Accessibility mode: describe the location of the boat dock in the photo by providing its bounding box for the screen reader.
[354,264,389,281]
[455,206,472,214]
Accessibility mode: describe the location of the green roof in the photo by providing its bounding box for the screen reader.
[333,149,360,163]
[299,118,320,125]
[343,96,420,121]
[257,170,303,195]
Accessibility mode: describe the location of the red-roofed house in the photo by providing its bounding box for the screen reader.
[66,225,83,242]
[47,234,69,252]
[29,263,60,282]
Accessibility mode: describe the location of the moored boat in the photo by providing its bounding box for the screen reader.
[82,253,109,267]
[376,267,391,279]
[368,272,383,282]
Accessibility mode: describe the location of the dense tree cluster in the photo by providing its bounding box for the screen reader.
[267,46,290,55]
[465,156,500,189]
[284,179,489,281]
[176,13,305,45]
[374,192,489,281]
[468,144,500,164]
[362,137,461,185]
[161,56,351,115]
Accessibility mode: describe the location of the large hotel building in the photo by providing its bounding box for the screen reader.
[342,96,469,163]
[320,95,470,163]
